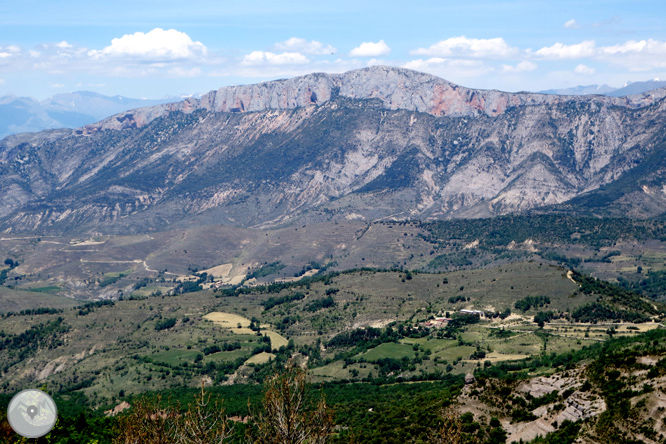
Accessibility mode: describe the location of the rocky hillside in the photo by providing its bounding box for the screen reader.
[2,66,666,234]
[459,329,666,443]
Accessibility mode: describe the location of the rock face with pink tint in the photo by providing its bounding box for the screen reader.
[84,66,666,133]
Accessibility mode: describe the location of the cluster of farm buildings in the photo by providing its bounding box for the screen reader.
[421,309,486,329]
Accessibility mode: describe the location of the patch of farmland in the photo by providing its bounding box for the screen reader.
[358,342,416,361]
[201,263,233,278]
[263,330,289,349]
[245,352,275,365]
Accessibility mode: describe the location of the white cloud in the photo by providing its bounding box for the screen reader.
[0,78,4,84]
[88,28,207,60]
[349,40,391,57]
[411,36,518,58]
[6,45,20,53]
[241,51,309,66]
[402,57,493,81]
[501,61,537,73]
[272,38,336,55]
[51,83,64,88]
[574,64,595,75]
[11,29,666,93]
[600,39,666,56]
[404,58,484,70]
[0,31,212,79]
[563,19,579,29]
[535,41,596,59]
[597,39,666,70]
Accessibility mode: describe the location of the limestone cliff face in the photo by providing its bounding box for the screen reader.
[83,66,666,133]
[2,66,666,234]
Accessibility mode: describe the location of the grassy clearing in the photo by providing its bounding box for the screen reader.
[206,349,251,363]
[421,339,459,352]
[23,286,61,294]
[399,337,430,346]
[131,286,171,297]
[460,330,484,343]
[479,351,530,362]
[491,334,543,355]
[245,352,275,365]
[639,252,666,263]
[151,349,202,366]
[610,255,634,263]
[263,330,289,349]
[104,269,133,278]
[401,338,456,353]
[359,343,416,361]
[310,361,351,380]
[204,312,251,328]
[0,286,79,313]
[433,346,476,361]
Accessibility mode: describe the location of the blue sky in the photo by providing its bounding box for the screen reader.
[1,0,665,99]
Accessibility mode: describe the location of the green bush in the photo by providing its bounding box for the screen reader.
[155,317,177,331]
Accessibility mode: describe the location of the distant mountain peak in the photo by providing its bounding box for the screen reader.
[541,78,666,98]
[0,92,178,139]
[608,79,666,97]
[539,84,617,96]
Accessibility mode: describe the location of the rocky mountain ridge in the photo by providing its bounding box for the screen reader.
[83,66,666,133]
[2,66,666,234]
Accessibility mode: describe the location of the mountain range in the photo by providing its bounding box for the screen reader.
[0,91,178,140]
[2,65,666,235]
[539,78,666,97]
[2,78,664,142]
